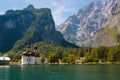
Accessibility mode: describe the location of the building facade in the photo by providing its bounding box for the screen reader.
[21,45,41,65]
[0,57,10,65]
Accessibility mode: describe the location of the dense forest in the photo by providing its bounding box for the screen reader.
[6,42,120,64]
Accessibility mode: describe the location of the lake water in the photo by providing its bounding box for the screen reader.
[0,64,120,80]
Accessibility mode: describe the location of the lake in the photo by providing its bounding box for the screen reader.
[0,64,120,80]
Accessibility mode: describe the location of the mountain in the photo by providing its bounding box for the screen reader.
[0,5,77,52]
[90,0,120,47]
[58,1,107,46]
[58,0,118,47]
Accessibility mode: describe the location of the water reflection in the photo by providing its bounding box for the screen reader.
[0,65,10,80]
[7,65,21,80]
[0,65,120,80]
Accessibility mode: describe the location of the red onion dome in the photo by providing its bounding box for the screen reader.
[26,45,30,48]
[22,51,29,56]
[35,53,40,57]
[34,45,37,49]
[28,51,35,56]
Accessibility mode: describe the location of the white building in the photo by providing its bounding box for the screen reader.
[0,57,11,65]
[75,57,85,63]
[21,45,41,65]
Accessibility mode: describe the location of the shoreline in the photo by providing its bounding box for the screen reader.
[8,61,120,65]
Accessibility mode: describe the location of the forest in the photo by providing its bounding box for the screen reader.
[7,42,120,64]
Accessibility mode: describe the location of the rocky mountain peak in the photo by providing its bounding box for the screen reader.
[0,5,77,52]
[25,4,35,11]
[58,0,119,47]
[58,1,108,46]
[89,0,120,47]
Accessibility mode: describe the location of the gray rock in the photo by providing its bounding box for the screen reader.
[58,0,118,47]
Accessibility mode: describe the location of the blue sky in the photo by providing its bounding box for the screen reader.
[0,0,108,25]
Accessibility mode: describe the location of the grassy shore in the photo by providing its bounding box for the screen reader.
[9,62,120,65]
[9,62,21,65]
[75,62,120,64]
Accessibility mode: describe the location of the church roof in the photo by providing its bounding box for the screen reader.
[35,53,40,57]
[22,51,29,56]
[22,45,40,57]
[28,52,35,56]
[34,45,37,49]
[22,51,40,57]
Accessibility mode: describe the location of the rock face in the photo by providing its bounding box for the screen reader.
[58,0,118,47]
[0,5,77,52]
[90,0,120,47]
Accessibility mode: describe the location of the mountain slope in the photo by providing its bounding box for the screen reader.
[0,7,36,52]
[58,0,118,47]
[0,5,77,52]
[58,1,107,46]
[90,0,120,47]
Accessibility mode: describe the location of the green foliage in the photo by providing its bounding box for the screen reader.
[107,45,120,62]
[84,52,93,63]
[117,35,120,44]
[61,54,76,64]
[84,56,93,63]
[61,57,69,63]
[48,54,59,64]
[91,46,108,62]
[40,55,46,64]
[0,10,35,52]
[78,49,84,58]
[7,51,21,62]
[0,5,77,53]
[6,42,120,64]
[55,49,64,60]
[67,55,76,64]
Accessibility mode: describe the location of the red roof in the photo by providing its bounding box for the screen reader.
[34,45,37,49]
[22,51,40,57]
[35,53,40,57]
[26,45,30,48]
[22,51,29,56]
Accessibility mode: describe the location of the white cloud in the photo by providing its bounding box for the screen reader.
[52,1,73,25]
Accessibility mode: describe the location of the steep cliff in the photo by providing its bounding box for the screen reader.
[58,0,118,47]
[90,0,120,47]
[0,5,77,52]
[59,1,107,46]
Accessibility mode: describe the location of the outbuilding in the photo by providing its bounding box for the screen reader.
[0,57,11,65]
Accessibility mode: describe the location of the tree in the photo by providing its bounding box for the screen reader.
[67,55,76,64]
[78,49,84,61]
[91,46,108,62]
[84,52,93,64]
[40,55,46,64]
[79,49,84,57]
[61,57,69,64]
[93,58,99,63]
[55,50,63,60]
[107,46,120,62]
[48,54,59,64]
[84,56,93,64]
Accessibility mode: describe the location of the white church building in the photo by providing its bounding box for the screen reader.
[21,45,41,65]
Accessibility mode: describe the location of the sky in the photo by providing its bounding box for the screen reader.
[0,0,108,25]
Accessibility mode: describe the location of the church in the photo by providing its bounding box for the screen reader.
[21,45,41,65]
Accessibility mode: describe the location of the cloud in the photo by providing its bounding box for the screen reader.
[51,0,86,25]
[52,1,73,25]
